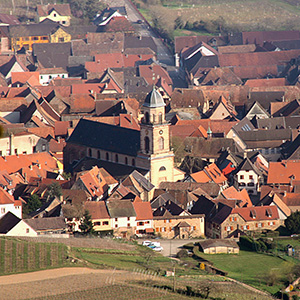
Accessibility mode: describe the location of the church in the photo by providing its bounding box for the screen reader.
[63,88,184,188]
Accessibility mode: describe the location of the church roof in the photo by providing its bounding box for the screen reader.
[67,119,140,157]
[143,87,166,108]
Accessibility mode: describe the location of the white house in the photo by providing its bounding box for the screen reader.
[39,68,68,85]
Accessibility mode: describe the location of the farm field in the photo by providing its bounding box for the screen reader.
[0,237,276,299]
[133,0,300,36]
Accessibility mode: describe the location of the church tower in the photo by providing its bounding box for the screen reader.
[137,87,175,187]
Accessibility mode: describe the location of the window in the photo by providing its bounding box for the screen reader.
[115,224,118,228]
[159,166,166,171]
[115,154,118,163]
[54,13,57,17]
[106,152,109,160]
[132,159,135,166]
[145,136,150,153]
[162,227,166,232]
[159,137,164,150]
[103,221,109,225]
[138,222,144,226]
[1,208,5,214]
[26,228,29,233]
[125,157,128,165]
[49,75,52,79]
[14,149,18,155]
[97,150,100,159]
[239,182,246,186]
[247,182,255,186]
[249,175,253,180]
[42,144,46,151]
[94,222,100,226]
[240,175,244,179]
[115,218,118,222]
[40,75,43,79]
[127,223,130,227]
[24,37,29,41]
[23,151,27,155]
[144,112,150,123]
[41,36,48,40]
[127,217,130,221]
[32,37,39,40]
[16,38,20,41]
[88,148,92,157]
[62,21,66,24]
[59,37,64,42]
[159,112,163,124]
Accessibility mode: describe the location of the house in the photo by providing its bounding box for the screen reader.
[0,131,49,156]
[232,157,264,195]
[153,212,205,239]
[101,16,135,35]
[93,6,127,26]
[39,67,68,85]
[0,55,27,84]
[133,200,154,235]
[209,205,281,239]
[9,20,71,51]
[190,163,228,188]
[106,199,136,238]
[37,4,72,26]
[0,187,22,219]
[71,166,116,200]
[84,201,112,234]
[198,239,239,254]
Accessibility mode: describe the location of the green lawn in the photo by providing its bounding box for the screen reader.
[199,250,295,294]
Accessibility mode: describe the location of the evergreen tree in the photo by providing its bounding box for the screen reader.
[79,210,95,235]
[27,194,42,214]
[285,211,300,234]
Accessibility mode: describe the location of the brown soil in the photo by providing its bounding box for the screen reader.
[0,267,142,300]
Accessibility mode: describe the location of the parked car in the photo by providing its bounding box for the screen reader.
[149,245,163,252]
[142,240,152,246]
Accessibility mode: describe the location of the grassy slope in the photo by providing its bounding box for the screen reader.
[199,250,295,294]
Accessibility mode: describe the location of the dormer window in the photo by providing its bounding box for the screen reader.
[250,210,256,219]
[266,208,272,217]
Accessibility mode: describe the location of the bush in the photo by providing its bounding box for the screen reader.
[176,249,188,258]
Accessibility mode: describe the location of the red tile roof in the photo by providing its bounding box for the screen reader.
[133,201,153,220]
[0,187,15,204]
[232,205,279,221]
[245,78,286,87]
[139,64,172,86]
[191,163,227,185]
[54,121,70,136]
[11,72,40,86]
[85,53,124,73]
[267,161,300,185]
[85,201,110,219]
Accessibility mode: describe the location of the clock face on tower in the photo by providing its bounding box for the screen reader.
[159,130,163,135]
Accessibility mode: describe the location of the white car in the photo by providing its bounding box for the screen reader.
[149,245,163,252]
[142,240,152,246]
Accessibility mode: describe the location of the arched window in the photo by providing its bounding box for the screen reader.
[115,154,118,163]
[144,112,150,123]
[88,148,92,157]
[153,114,156,123]
[159,166,166,171]
[159,137,164,150]
[159,112,163,124]
[97,150,100,159]
[132,158,135,166]
[145,136,150,153]
[125,157,128,165]
[106,152,109,160]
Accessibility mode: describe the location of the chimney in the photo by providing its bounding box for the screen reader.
[9,133,14,156]
[243,152,247,159]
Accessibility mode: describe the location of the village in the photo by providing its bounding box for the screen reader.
[1,1,300,298]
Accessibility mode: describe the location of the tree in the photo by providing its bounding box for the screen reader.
[46,182,62,201]
[26,194,42,214]
[79,210,95,235]
[285,211,300,234]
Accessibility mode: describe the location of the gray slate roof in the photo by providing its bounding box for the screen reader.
[106,199,136,218]
[67,119,140,157]
[0,212,21,234]
[144,87,165,108]
[24,217,67,231]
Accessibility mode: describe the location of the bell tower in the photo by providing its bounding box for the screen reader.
[137,87,175,187]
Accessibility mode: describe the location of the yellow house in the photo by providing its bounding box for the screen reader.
[37,4,71,26]
[9,22,71,51]
[85,201,112,233]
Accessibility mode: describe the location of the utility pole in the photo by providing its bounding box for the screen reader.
[173,265,176,292]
